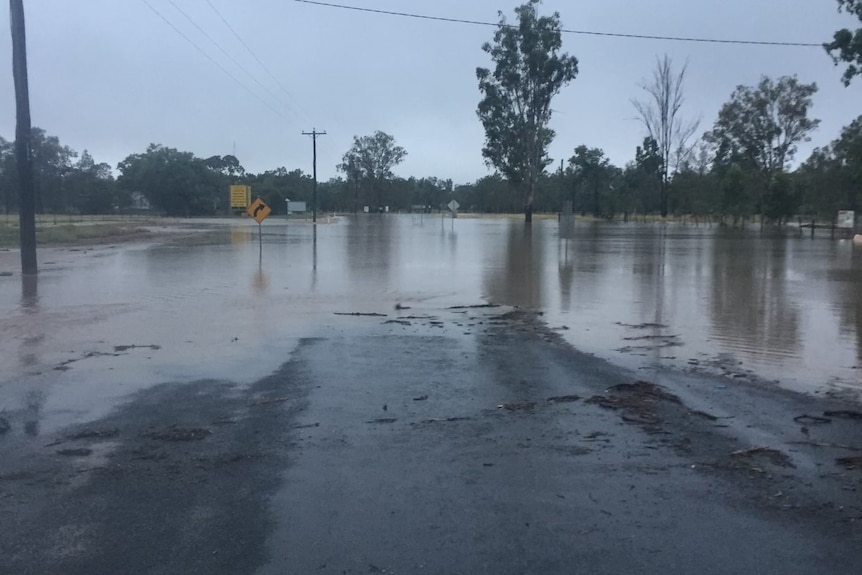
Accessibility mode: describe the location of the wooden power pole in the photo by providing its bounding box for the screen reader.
[302,128,326,223]
[10,0,36,274]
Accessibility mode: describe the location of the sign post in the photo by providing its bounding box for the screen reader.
[230,185,251,212]
[447,199,460,216]
[246,197,272,255]
[837,210,855,230]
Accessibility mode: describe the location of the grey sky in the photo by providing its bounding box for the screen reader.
[1,0,860,183]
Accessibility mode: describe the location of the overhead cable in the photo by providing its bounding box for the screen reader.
[293,0,821,48]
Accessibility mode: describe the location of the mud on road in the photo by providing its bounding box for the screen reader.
[1,307,861,574]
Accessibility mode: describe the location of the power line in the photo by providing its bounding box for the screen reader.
[204,0,312,121]
[293,0,821,48]
[302,129,327,223]
[138,0,287,119]
[164,0,295,119]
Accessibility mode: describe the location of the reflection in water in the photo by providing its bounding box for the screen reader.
[557,222,603,314]
[24,389,45,437]
[312,225,318,290]
[18,273,43,369]
[345,215,396,284]
[709,232,800,361]
[558,236,574,313]
[485,222,545,308]
[230,227,253,245]
[2,216,860,414]
[252,264,270,295]
[21,273,38,312]
[829,247,862,364]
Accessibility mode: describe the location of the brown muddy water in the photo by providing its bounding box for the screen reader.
[0,214,860,433]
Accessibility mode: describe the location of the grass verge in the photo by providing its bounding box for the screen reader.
[0,223,149,247]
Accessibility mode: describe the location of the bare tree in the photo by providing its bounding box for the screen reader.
[632,55,699,217]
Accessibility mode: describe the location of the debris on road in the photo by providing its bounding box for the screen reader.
[367,418,397,424]
[547,395,580,403]
[793,414,832,425]
[67,428,119,440]
[413,395,429,401]
[497,402,536,411]
[616,322,669,329]
[334,312,387,317]
[57,448,93,457]
[147,426,212,442]
[836,456,862,470]
[252,396,291,406]
[608,381,681,404]
[416,417,472,425]
[824,410,862,420]
[730,447,794,468]
[113,344,161,352]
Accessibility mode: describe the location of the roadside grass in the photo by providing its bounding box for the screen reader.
[0,220,148,247]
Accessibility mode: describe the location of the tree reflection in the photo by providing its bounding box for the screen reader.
[484,221,545,308]
[829,248,862,365]
[345,214,397,286]
[709,232,801,361]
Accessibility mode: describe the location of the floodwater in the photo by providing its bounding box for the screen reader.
[1,214,860,433]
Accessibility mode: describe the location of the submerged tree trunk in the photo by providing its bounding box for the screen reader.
[524,181,535,223]
[660,181,669,218]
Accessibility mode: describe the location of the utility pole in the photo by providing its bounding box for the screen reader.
[10,0,36,275]
[302,128,326,223]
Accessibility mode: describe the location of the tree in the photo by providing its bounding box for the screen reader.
[706,76,819,176]
[704,76,819,216]
[633,137,663,213]
[825,0,862,86]
[66,149,116,214]
[0,136,16,213]
[117,144,223,216]
[29,128,77,213]
[568,145,611,216]
[203,154,245,179]
[632,55,699,217]
[476,0,578,222]
[337,131,406,210]
[798,115,862,216]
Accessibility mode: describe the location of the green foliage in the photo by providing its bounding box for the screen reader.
[825,0,862,86]
[117,145,234,217]
[706,76,819,176]
[338,131,407,210]
[798,115,862,217]
[0,128,123,215]
[762,172,797,224]
[476,0,578,221]
[568,145,612,216]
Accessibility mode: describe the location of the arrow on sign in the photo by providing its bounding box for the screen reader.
[253,204,266,218]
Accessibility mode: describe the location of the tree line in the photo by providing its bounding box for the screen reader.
[3,0,862,222]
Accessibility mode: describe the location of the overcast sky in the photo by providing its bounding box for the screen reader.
[1,0,860,183]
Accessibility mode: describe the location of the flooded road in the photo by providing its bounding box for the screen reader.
[0,214,860,433]
[3,214,862,574]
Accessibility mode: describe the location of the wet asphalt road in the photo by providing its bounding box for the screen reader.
[2,308,861,575]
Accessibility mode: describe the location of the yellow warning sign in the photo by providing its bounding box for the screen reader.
[246,198,271,224]
[230,185,251,209]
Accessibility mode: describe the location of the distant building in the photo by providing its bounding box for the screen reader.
[130,192,151,210]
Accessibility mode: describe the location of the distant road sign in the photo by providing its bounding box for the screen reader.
[230,185,251,209]
[247,198,271,224]
[838,210,855,229]
[447,200,460,212]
